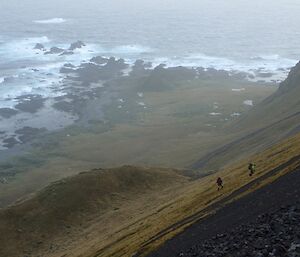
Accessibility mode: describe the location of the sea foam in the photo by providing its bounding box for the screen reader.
[34,18,66,24]
[0,36,51,61]
[105,45,154,55]
[151,53,298,82]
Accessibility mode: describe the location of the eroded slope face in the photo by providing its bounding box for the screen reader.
[1,132,300,257]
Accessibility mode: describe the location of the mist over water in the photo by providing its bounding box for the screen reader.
[1,0,300,59]
[0,0,299,149]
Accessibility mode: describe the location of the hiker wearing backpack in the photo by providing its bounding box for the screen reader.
[216,177,224,191]
[248,162,256,176]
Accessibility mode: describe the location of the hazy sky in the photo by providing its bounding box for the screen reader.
[0,0,299,59]
[2,0,300,31]
[2,0,300,16]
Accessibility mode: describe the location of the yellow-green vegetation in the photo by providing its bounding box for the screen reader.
[0,166,190,257]
[87,132,300,257]
[0,132,299,257]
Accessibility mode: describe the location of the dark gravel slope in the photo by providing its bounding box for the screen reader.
[148,167,300,257]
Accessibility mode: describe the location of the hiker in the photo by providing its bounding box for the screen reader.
[216,177,223,191]
[248,162,256,176]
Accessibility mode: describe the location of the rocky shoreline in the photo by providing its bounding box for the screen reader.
[0,40,262,151]
[0,40,280,185]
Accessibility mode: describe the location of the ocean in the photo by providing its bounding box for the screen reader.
[0,0,299,149]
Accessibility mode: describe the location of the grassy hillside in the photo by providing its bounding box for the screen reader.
[1,132,299,257]
[1,64,298,257]
[193,61,300,170]
[0,166,189,257]
[234,61,300,131]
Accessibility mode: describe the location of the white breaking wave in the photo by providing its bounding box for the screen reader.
[150,53,298,82]
[0,36,51,61]
[104,45,154,55]
[0,36,297,111]
[151,54,236,70]
[251,54,282,61]
[152,53,298,73]
[0,36,50,51]
[0,38,105,109]
[2,36,295,80]
[248,54,298,71]
[0,37,100,71]
[34,18,66,24]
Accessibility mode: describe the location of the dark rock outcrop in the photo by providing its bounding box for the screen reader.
[45,47,64,55]
[105,57,128,71]
[15,127,47,143]
[141,65,197,91]
[0,108,18,118]
[178,204,300,257]
[90,56,109,65]
[278,61,300,94]
[15,95,46,113]
[130,60,152,77]
[2,137,19,148]
[69,41,86,51]
[59,51,74,56]
[33,43,45,50]
[196,67,231,80]
[60,63,76,74]
[69,57,128,85]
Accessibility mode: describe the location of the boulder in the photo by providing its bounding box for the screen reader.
[0,108,18,118]
[45,47,64,55]
[90,56,108,65]
[33,43,45,50]
[69,41,86,51]
[59,51,74,56]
